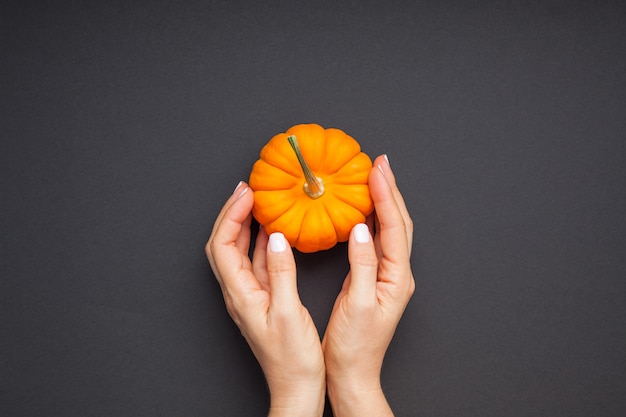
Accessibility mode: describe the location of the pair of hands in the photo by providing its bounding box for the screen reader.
[206,155,414,417]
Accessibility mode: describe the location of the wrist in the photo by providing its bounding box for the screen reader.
[325,361,382,394]
[326,373,381,402]
[268,382,326,417]
[326,376,392,417]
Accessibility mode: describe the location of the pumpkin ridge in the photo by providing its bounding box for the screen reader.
[321,198,343,240]
[293,202,313,250]
[253,188,301,225]
[320,129,329,173]
[330,185,372,216]
[326,153,367,180]
[329,151,365,178]
[269,191,299,224]
[319,128,362,175]
[249,160,300,191]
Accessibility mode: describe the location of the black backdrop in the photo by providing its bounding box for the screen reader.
[2,1,625,416]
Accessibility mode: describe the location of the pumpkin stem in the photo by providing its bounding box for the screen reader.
[287,135,325,199]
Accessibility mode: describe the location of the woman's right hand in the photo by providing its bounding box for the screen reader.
[206,182,325,417]
[322,155,415,417]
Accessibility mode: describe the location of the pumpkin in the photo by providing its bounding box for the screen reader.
[249,123,374,253]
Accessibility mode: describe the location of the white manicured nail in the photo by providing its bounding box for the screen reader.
[353,223,370,243]
[383,154,390,166]
[269,232,287,252]
[233,181,249,199]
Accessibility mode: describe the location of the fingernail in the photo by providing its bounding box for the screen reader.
[233,181,249,199]
[377,154,391,178]
[269,232,287,252]
[377,163,385,176]
[353,223,371,243]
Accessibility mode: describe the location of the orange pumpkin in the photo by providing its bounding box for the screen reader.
[249,123,374,253]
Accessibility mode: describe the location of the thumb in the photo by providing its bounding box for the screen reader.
[347,223,378,304]
[266,232,300,310]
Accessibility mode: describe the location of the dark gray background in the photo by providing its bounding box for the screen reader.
[2,1,625,416]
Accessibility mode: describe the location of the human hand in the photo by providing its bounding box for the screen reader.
[206,182,325,417]
[322,155,415,417]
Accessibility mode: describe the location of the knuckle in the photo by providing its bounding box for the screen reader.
[224,293,254,328]
[405,217,414,233]
[349,294,377,314]
[408,275,416,297]
[266,261,294,275]
[206,238,216,258]
[269,302,301,324]
[353,252,379,268]
[223,294,238,318]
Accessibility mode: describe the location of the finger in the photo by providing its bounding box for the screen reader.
[252,226,270,292]
[373,155,413,252]
[237,213,253,269]
[365,211,376,232]
[373,211,383,259]
[368,160,411,264]
[347,223,378,304]
[266,232,300,311]
[208,181,247,246]
[206,183,255,287]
